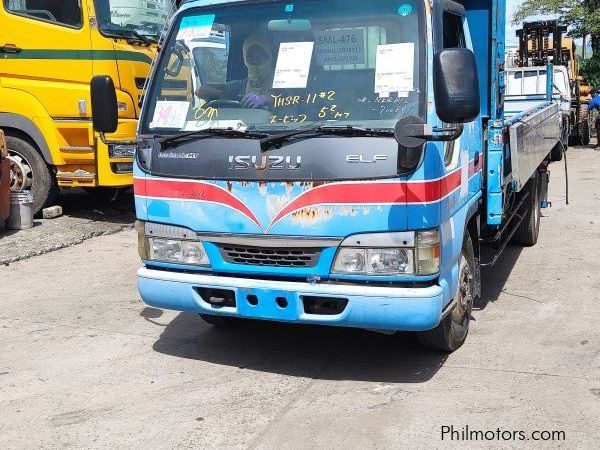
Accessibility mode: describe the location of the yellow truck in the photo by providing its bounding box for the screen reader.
[0,0,174,213]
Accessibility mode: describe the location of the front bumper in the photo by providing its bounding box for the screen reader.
[138,267,445,331]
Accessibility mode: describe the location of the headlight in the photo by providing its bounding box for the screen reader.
[333,248,414,275]
[136,221,209,266]
[148,238,209,266]
[332,230,439,276]
[109,144,136,158]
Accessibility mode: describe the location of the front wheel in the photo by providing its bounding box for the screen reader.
[417,233,475,352]
[6,135,58,215]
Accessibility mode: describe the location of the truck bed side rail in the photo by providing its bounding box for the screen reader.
[506,102,560,191]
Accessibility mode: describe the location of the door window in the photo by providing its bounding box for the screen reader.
[4,0,83,28]
[442,11,465,166]
[442,12,465,49]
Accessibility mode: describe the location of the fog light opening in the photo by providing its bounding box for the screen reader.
[302,296,348,315]
[275,297,288,309]
[247,295,259,306]
[195,288,236,308]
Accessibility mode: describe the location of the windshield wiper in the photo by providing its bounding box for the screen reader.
[104,27,154,45]
[260,125,393,152]
[160,128,269,149]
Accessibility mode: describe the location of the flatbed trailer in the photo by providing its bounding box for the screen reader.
[91,0,562,351]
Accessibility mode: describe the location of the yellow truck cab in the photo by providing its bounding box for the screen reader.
[0,0,174,213]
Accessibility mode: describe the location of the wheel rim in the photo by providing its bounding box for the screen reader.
[7,150,34,191]
[451,254,473,339]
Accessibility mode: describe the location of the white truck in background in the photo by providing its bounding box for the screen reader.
[506,66,570,161]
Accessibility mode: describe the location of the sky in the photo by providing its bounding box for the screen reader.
[506,0,522,47]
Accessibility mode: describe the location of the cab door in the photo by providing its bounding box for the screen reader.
[0,0,93,119]
[436,3,483,208]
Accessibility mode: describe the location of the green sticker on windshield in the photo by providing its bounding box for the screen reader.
[177,14,215,40]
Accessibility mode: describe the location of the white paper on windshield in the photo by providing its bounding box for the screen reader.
[272,42,314,89]
[150,101,189,129]
[315,29,365,66]
[374,43,414,94]
[176,14,215,41]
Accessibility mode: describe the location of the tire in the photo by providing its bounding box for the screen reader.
[6,135,58,215]
[568,131,580,147]
[550,142,563,162]
[581,120,591,146]
[512,173,541,247]
[198,313,239,327]
[578,104,590,146]
[417,233,475,352]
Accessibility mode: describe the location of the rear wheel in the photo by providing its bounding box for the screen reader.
[581,120,591,146]
[512,173,541,247]
[417,233,475,352]
[6,135,58,215]
[578,105,591,146]
[550,142,563,162]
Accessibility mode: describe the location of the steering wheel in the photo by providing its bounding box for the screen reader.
[204,100,243,109]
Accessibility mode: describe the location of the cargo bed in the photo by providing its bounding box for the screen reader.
[504,101,561,191]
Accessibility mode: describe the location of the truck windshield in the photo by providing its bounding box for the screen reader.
[95,0,175,40]
[141,0,424,136]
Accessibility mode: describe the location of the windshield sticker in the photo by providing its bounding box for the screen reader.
[357,94,417,116]
[177,14,216,41]
[374,43,414,94]
[272,42,315,89]
[315,29,366,66]
[150,101,189,129]
[269,90,351,123]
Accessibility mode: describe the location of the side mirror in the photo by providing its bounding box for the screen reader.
[433,48,480,123]
[91,75,118,135]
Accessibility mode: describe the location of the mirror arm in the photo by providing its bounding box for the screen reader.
[97,131,137,146]
[99,132,109,145]
[428,124,464,141]
[399,124,464,143]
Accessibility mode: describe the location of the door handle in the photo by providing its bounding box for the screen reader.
[0,44,22,54]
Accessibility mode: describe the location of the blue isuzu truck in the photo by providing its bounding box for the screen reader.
[91,0,561,351]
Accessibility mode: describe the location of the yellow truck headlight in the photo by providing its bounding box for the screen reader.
[109,144,137,158]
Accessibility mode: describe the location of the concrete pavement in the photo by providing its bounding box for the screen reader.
[0,148,599,448]
[0,188,134,265]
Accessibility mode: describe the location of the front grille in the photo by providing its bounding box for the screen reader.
[219,244,321,267]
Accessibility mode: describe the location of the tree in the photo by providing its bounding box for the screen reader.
[580,57,600,88]
[513,0,600,53]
